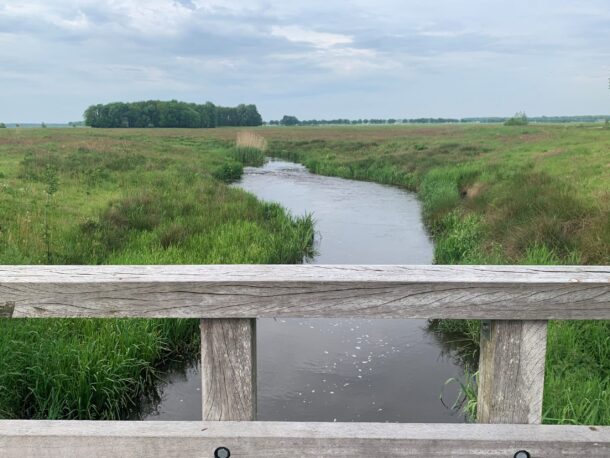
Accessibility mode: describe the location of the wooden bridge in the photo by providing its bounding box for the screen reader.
[1,264,610,457]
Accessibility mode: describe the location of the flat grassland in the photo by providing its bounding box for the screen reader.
[0,124,608,424]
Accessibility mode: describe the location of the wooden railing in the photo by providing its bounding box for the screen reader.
[1,265,609,457]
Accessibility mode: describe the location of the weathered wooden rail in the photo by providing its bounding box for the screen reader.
[1,265,609,457]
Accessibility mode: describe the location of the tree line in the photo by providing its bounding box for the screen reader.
[267,114,610,126]
[84,100,262,128]
[268,116,465,126]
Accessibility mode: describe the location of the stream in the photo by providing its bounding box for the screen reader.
[142,159,468,423]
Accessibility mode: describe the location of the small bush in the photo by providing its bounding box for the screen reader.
[212,161,243,182]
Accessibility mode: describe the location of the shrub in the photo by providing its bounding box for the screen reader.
[212,161,243,182]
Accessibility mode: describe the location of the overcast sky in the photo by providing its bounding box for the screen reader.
[1,0,609,122]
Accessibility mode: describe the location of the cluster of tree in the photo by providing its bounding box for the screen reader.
[84,100,262,128]
[504,112,529,126]
[0,123,6,128]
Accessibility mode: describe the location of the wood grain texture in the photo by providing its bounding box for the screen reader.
[201,318,256,420]
[2,420,610,457]
[1,265,608,319]
[477,320,548,424]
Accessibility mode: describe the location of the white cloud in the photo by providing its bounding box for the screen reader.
[175,55,242,72]
[1,2,89,32]
[269,25,391,76]
[104,0,194,35]
[272,46,398,76]
[271,25,352,48]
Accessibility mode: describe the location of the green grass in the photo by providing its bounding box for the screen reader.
[0,128,314,419]
[0,318,198,419]
[231,146,266,166]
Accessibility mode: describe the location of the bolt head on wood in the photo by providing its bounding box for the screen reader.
[214,446,231,458]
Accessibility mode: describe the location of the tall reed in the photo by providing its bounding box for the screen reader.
[232,131,267,166]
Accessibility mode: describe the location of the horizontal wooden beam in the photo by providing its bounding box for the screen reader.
[1,420,610,457]
[1,265,608,319]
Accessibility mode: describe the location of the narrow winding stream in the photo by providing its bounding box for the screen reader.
[142,159,468,423]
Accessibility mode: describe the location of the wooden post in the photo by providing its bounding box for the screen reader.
[200,318,256,421]
[477,320,547,424]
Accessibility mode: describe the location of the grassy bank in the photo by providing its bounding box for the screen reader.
[260,124,609,424]
[0,128,313,419]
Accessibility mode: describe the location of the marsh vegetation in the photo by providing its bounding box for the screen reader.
[0,128,313,419]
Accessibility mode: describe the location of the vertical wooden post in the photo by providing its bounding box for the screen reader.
[477,320,547,424]
[200,318,257,421]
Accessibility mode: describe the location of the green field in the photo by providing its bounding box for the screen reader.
[0,124,608,424]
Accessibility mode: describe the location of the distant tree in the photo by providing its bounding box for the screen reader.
[41,122,47,128]
[235,104,263,126]
[504,112,529,126]
[0,122,6,128]
[280,115,300,126]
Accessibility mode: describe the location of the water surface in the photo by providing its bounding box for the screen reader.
[144,159,467,422]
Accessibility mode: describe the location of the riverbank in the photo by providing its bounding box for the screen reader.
[0,129,314,419]
[259,124,610,425]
